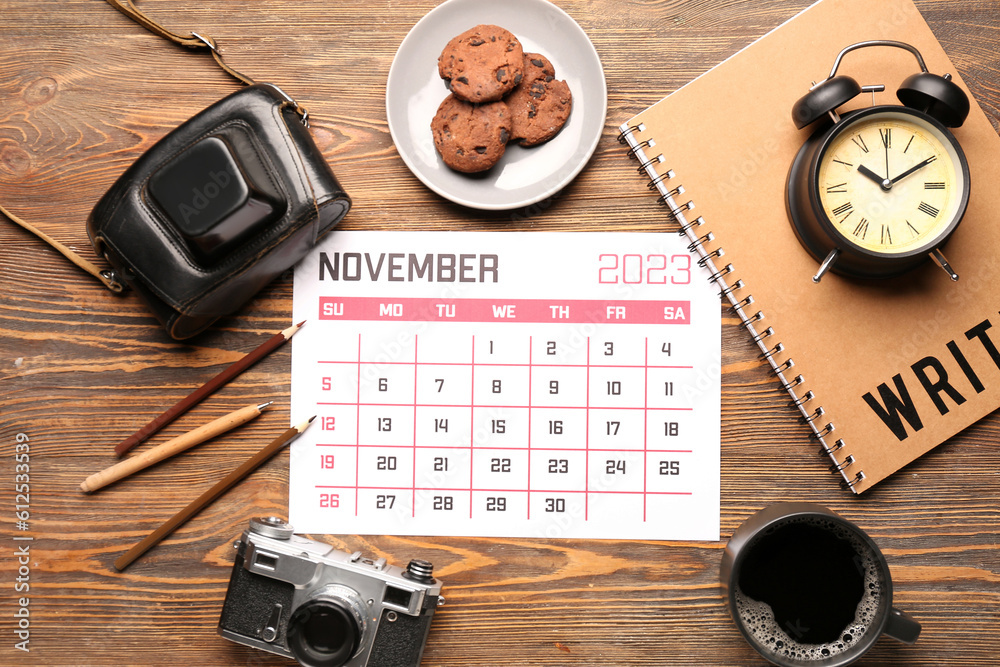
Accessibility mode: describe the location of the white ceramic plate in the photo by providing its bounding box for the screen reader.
[386,0,607,210]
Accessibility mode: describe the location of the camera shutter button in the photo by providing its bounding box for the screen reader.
[404,559,435,583]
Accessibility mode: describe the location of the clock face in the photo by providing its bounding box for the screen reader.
[815,108,968,256]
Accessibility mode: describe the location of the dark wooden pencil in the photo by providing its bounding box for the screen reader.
[113,415,315,572]
[113,321,305,457]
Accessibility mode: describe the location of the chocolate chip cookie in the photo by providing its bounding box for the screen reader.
[438,24,524,103]
[431,94,512,173]
[507,52,573,147]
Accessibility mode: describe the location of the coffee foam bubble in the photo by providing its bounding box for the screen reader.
[734,517,884,662]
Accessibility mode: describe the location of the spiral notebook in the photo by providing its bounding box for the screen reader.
[619,0,1000,493]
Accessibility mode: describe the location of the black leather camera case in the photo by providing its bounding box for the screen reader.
[87,83,350,339]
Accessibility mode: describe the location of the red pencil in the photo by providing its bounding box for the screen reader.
[113,321,305,457]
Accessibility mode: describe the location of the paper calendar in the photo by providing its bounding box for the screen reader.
[290,231,720,540]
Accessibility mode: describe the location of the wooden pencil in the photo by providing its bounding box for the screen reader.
[81,402,272,494]
[113,321,304,457]
[113,415,315,572]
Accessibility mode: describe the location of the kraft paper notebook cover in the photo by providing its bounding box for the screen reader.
[619,0,1000,493]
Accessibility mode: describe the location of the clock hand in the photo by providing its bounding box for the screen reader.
[890,155,937,185]
[858,164,891,191]
[884,134,890,181]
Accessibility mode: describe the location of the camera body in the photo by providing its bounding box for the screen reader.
[88,84,351,340]
[218,517,444,667]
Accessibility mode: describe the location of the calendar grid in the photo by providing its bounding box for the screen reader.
[526,335,533,520]
[312,333,704,520]
[584,336,591,521]
[468,335,476,519]
[354,332,362,517]
[643,336,649,522]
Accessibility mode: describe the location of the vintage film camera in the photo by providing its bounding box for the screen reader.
[218,517,444,667]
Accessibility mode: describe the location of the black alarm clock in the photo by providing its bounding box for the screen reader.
[785,40,970,282]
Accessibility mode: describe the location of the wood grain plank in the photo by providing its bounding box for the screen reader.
[1,0,998,665]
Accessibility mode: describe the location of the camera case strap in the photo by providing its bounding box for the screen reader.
[1,0,351,339]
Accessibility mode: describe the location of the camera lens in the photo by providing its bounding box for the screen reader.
[287,590,365,667]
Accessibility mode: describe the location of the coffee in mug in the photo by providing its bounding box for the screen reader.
[720,503,920,666]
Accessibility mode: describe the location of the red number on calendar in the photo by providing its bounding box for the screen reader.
[597,254,692,285]
[319,493,340,508]
[320,454,335,469]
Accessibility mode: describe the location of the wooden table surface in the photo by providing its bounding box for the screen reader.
[1,1,998,665]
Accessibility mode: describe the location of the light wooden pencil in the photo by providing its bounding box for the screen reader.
[81,402,272,494]
[113,415,316,572]
[113,321,305,457]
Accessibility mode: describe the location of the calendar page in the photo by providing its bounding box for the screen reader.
[289,231,721,541]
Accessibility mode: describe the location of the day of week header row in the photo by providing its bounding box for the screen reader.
[318,297,691,324]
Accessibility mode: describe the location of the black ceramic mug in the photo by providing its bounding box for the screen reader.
[720,503,920,666]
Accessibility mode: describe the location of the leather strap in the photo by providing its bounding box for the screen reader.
[0,1,309,294]
[102,0,256,86]
[0,203,124,292]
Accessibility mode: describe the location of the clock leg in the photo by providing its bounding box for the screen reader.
[812,249,841,283]
[929,248,959,281]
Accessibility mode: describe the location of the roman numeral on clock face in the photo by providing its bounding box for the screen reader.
[924,182,946,190]
[918,202,940,217]
[880,224,892,245]
[832,202,853,218]
[853,218,869,238]
[852,134,869,153]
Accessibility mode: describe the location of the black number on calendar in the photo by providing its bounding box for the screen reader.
[491,457,512,473]
[659,460,681,475]
[486,497,507,512]
[433,457,449,472]
[320,454,335,469]
[549,380,559,394]
[604,341,614,356]
[489,340,494,354]
[492,379,502,393]
[378,377,388,391]
[433,496,454,511]
[376,494,396,509]
[377,417,392,431]
[606,460,626,475]
[665,381,674,396]
[665,421,679,436]
[662,342,672,356]
[607,380,621,395]
[376,455,397,471]
[606,421,620,435]
[548,458,569,474]
[435,418,449,432]
[435,378,445,392]
[319,493,340,508]
[547,341,557,355]
[491,419,506,434]
[548,420,563,435]
[545,498,566,513]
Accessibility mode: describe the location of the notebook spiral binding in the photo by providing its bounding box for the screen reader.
[617,123,864,491]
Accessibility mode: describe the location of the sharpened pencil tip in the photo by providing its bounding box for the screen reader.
[257,401,275,411]
[282,320,307,339]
